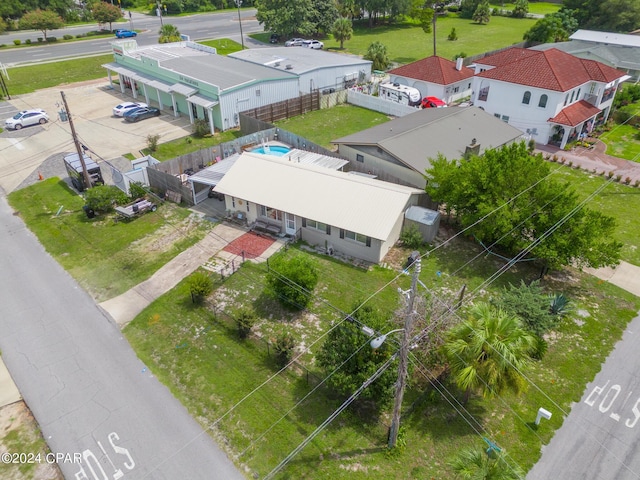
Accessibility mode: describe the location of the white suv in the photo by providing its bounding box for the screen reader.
[5,109,49,130]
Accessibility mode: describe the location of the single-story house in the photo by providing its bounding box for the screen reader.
[212,152,425,263]
[229,47,372,93]
[387,55,475,104]
[332,107,523,189]
[104,41,299,133]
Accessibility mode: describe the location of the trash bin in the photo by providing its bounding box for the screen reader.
[58,110,68,122]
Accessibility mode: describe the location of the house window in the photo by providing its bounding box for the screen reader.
[256,89,261,97]
[577,88,581,100]
[246,201,250,212]
[341,229,369,246]
[494,113,501,118]
[307,219,328,232]
[356,154,364,163]
[564,94,569,106]
[538,94,548,108]
[231,197,236,208]
[453,86,460,93]
[478,86,489,101]
[501,115,510,123]
[259,205,282,221]
[467,83,471,89]
[522,91,531,105]
[570,90,575,103]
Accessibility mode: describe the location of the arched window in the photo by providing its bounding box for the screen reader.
[522,91,531,105]
[538,94,548,108]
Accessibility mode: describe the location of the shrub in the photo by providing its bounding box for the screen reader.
[187,271,213,303]
[76,34,86,39]
[63,34,73,40]
[0,44,6,48]
[37,37,43,43]
[527,138,535,153]
[235,308,256,339]
[635,180,640,188]
[400,224,424,249]
[447,27,458,41]
[495,280,558,337]
[625,177,632,185]
[615,174,622,182]
[273,330,295,368]
[25,39,31,44]
[146,134,160,152]
[192,118,209,138]
[129,181,147,200]
[46,37,57,43]
[608,171,614,178]
[552,154,558,162]
[549,293,572,316]
[13,39,20,46]
[266,254,319,310]
[84,185,129,213]
[530,336,548,360]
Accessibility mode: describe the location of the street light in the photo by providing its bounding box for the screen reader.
[157,2,163,26]
[370,329,405,349]
[235,0,244,50]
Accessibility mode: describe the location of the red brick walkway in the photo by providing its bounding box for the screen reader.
[223,232,275,259]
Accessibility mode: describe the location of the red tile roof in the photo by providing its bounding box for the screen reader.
[548,100,601,126]
[476,48,625,91]
[388,55,474,85]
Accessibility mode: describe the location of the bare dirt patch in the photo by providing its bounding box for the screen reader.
[0,402,63,480]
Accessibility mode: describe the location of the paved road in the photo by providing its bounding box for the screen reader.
[0,192,244,479]
[0,10,263,66]
[528,313,640,480]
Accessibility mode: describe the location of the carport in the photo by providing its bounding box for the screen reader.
[187,154,240,204]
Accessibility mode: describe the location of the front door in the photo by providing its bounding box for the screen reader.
[285,213,296,235]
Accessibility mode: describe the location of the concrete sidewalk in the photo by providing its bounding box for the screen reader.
[585,261,640,298]
[0,357,21,408]
[100,223,247,326]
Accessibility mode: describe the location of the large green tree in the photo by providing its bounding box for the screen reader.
[561,0,640,33]
[92,1,122,31]
[316,302,398,407]
[425,142,622,271]
[511,0,529,18]
[308,0,339,35]
[18,9,64,40]
[524,10,578,43]
[441,302,537,402]
[256,0,325,37]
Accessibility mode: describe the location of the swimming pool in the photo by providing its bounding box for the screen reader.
[251,145,291,157]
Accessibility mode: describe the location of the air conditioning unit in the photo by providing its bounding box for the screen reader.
[285,64,293,70]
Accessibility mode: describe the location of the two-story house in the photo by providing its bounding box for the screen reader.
[470,47,628,149]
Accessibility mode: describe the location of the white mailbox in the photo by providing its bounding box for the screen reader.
[535,407,552,425]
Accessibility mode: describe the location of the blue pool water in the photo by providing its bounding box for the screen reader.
[251,145,291,156]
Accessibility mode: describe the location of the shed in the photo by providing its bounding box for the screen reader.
[404,206,440,243]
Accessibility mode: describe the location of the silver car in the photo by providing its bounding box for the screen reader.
[5,109,49,130]
[285,38,305,47]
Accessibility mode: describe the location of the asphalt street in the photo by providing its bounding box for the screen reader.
[0,10,263,66]
[0,192,244,479]
[528,313,640,480]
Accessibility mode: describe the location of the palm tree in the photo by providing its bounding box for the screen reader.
[158,24,181,43]
[363,41,390,71]
[332,17,353,49]
[441,302,536,403]
[450,446,524,480]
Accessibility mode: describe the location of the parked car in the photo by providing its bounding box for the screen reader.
[285,38,305,47]
[115,29,137,38]
[5,109,48,130]
[269,33,280,44]
[113,101,148,117]
[302,40,324,50]
[124,107,161,122]
[421,96,447,108]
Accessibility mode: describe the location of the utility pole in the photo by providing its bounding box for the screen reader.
[60,91,92,189]
[235,0,244,50]
[432,5,437,56]
[388,258,421,449]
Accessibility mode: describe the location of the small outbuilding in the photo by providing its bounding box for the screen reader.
[404,206,440,243]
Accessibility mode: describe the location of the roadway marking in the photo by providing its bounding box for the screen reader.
[73,431,135,480]
[8,138,25,150]
[584,380,640,428]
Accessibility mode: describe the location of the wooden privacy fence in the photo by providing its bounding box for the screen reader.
[241,91,320,123]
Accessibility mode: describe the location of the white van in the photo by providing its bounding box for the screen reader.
[378,82,422,107]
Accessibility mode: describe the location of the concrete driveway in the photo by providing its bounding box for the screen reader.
[0,78,192,193]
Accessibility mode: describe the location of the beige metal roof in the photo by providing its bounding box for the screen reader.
[214,153,423,240]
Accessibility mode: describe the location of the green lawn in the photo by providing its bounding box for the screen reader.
[489,1,562,15]
[124,242,640,479]
[599,123,640,161]
[7,178,211,301]
[549,164,640,266]
[5,55,113,95]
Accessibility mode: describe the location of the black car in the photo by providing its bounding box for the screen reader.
[124,107,161,122]
[269,33,280,44]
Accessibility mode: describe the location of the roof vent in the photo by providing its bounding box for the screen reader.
[274,61,280,67]
[285,64,293,70]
